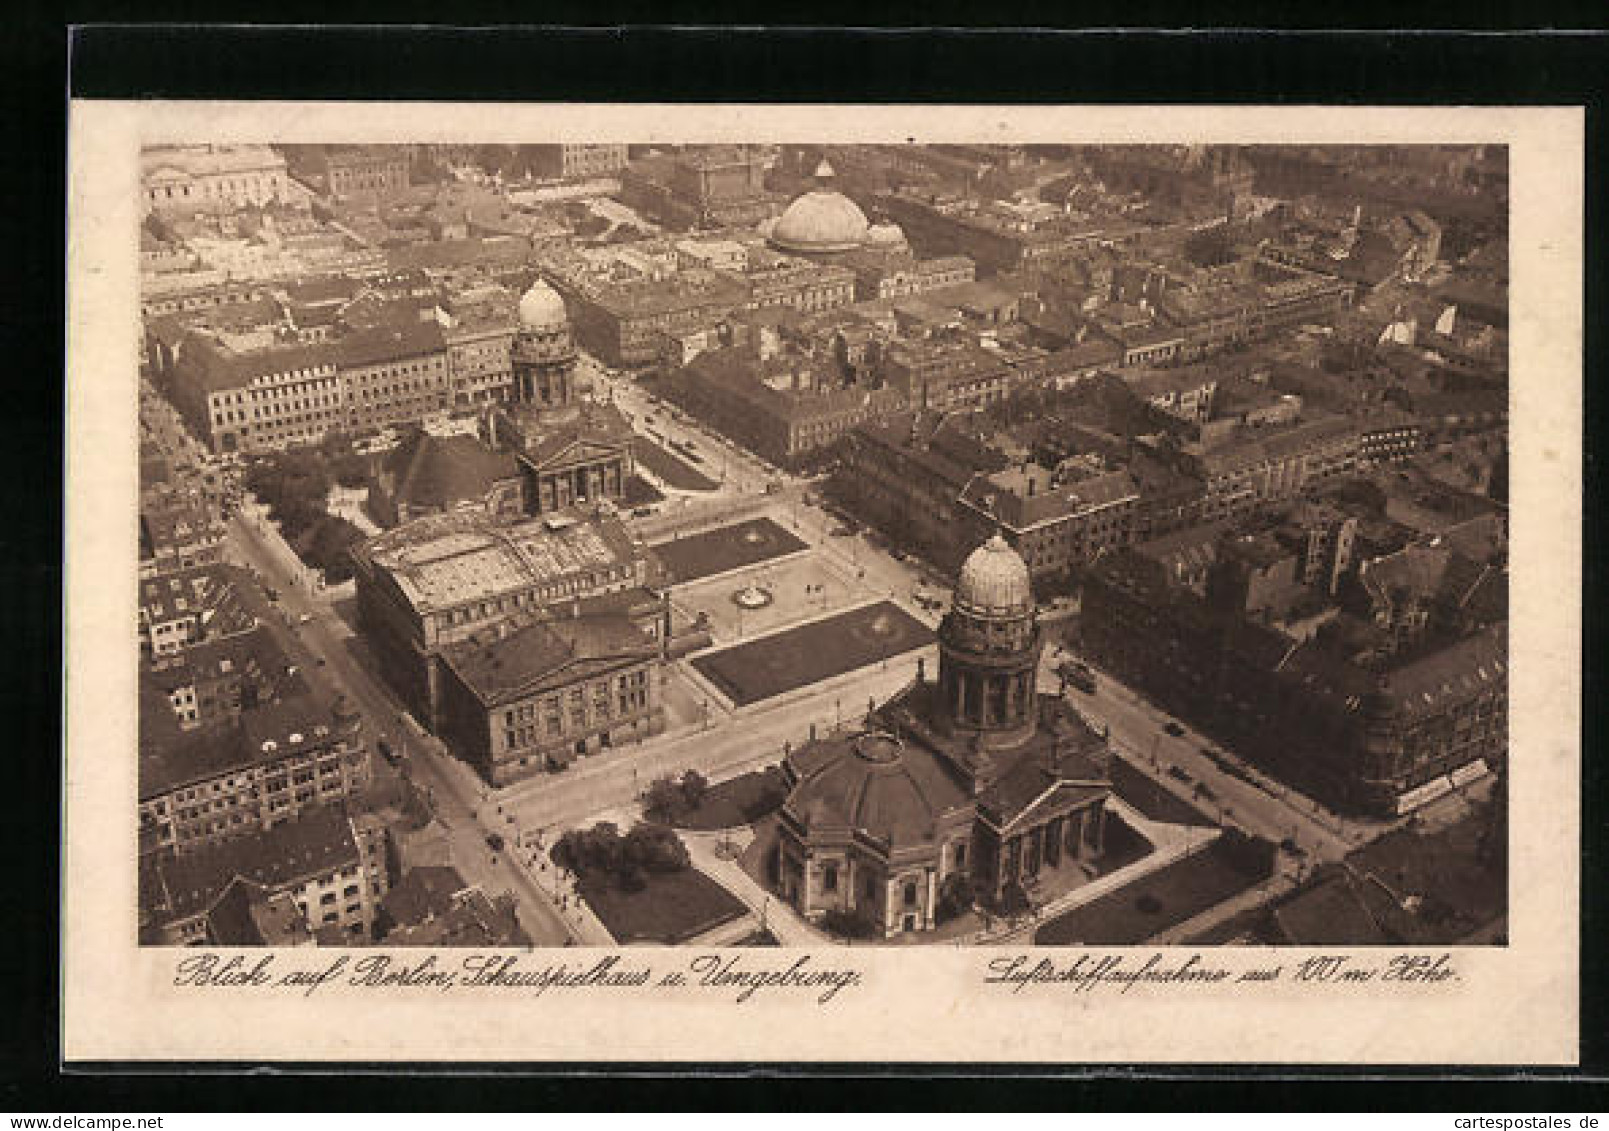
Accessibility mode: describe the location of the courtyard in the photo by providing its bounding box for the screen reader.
[670,548,859,645]
[651,516,810,585]
[691,600,935,707]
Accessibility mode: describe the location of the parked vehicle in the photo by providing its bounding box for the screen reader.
[1163,721,1186,737]
[1057,661,1096,694]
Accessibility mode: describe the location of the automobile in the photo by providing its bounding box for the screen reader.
[376,737,397,764]
[828,525,854,537]
[1163,721,1186,737]
[1193,782,1218,803]
[889,549,908,562]
[264,587,280,602]
[1056,661,1095,693]
[1166,765,1191,783]
[298,612,313,624]
[486,832,506,853]
[631,506,656,518]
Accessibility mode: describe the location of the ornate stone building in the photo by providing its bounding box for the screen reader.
[775,535,1115,936]
[488,280,636,514]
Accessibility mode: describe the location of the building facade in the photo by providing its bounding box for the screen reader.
[139,693,372,855]
[436,615,666,785]
[351,508,669,738]
[139,805,387,945]
[142,145,293,214]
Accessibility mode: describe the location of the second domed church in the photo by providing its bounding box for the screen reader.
[774,534,1116,937]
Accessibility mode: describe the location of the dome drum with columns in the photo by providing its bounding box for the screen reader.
[511,279,578,406]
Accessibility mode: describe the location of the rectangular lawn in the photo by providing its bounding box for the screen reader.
[634,436,721,492]
[1110,756,1217,827]
[692,600,933,706]
[581,867,748,945]
[1033,839,1266,946]
[652,516,809,584]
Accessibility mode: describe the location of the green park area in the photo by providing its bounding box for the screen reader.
[692,600,932,706]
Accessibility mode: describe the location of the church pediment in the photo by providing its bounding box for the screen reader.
[519,436,629,472]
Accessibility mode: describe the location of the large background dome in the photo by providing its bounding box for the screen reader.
[954,535,1033,618]
[518,279,568,330]
[769,190,871,254]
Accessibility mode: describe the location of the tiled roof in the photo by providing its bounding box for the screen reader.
[380,864,472,927]
[139,688,331,800]
[782,730,971,852]
[1381,623,1507,720]
[145,806,359,922]
[382,431,519,513]
[441,612,656,702]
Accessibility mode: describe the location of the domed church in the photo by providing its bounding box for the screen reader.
[774,535,1115,937]
[487,279,636,514]
[761,159,910,262]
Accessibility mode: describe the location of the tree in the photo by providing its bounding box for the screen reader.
[623,822,691,874]
[297,514,367,584]
[643,775,687,821]
[820,908,879,940]
[678,769,709,811]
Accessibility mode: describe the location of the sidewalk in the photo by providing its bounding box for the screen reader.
[1147,867,1297,945]
[679,828,830,947]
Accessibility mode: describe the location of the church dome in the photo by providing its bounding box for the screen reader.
[770,189,870,254]
[782,732,965,849]
[518,279,568,330]
[954,535,1033,618]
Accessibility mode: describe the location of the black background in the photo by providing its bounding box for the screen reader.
[8,13,1607,1111]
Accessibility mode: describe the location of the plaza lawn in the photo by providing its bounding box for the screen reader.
[692,600,933,706]
[634,436,720,491]
[651,516,809,584]
[1033,838,1267,946]
[580,867,748,945]
[1110,756,1217,827]
[623,473,665,506]
[666,766,790,831]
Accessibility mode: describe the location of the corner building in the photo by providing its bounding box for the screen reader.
[775,535,1115,936]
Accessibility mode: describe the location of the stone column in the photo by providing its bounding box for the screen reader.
[924,867,938,929]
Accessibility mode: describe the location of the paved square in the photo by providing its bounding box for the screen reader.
[672,550,857,644]
[651,516,809,584]
[691,600,934,707]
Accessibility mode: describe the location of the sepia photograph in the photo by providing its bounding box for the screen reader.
[63,100,1580,1065]
[132,136,1513,950]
